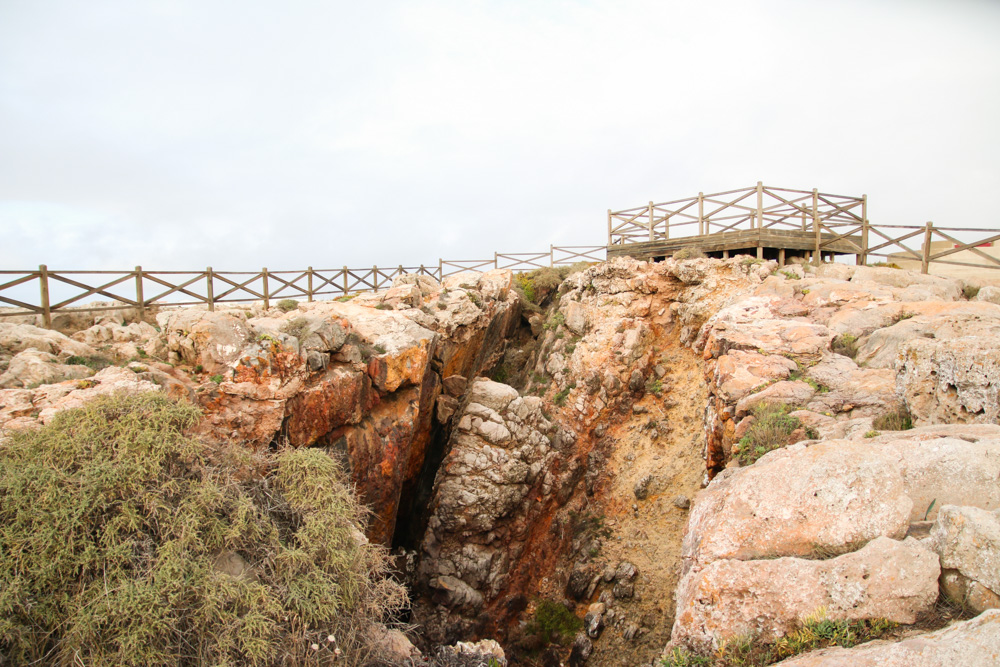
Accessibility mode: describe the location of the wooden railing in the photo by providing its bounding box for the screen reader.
[609,182,1000,273]
[0,245,607,327]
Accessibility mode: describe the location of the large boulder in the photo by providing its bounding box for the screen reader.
[670,537,940,653]
[683,426,1000,568]
[772,609,1000,666]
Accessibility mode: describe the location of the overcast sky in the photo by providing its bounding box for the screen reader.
[2,0,999,272]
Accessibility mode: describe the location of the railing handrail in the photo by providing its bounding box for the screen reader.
[0,245,608,326]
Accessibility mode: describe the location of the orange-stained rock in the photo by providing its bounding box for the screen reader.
[192,389,286,448]
[285,367,372,446]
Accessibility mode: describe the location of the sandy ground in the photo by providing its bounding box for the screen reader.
[582,329,710,666]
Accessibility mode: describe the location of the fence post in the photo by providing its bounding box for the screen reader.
[648,201,654,241]
[812,188,821,265]
[135,266,145,320]
[921,222,933,274]
[306,267,314,302]
[859,195,869,266]
[756,181,764,230]
[438,258,443,281]
[550,244,554,267]
[343,266,349,295]
[206,267,215,312]
[607,209,612,245]
[494,252,498,269]
[39,264,52,329]
[664,214,670,240]
[262,268,270,310]
[698,192,704,235]
[372,265,378,291]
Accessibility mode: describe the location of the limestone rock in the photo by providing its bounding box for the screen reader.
[713,350,797,402]
[0,349,92,389]
[771,609,1000,666]
[156,309,253,373]
[930,505,1000,611]
[897,330,1000,424]
[684,426,1000,568]
[0,322,97,360]
[671,537,939,653]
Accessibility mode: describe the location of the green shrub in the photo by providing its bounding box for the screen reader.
[525,599,581,646]
[872,405,913,431]
[0,393,405,666]
[963,285,981,300]
[734,403,804,466]
[65,355,114,371]
[276,299,299,312]
[647,377,664,396]
[210,374,224,384]
[864,429,880,438]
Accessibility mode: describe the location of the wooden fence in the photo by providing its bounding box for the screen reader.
[609,182,1000,271]
[0,245,607,327]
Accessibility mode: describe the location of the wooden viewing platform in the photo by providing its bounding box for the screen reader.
[607,183,869,264]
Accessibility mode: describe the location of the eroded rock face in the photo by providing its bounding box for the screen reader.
[1,271,521,551]
[771,609,1000,666]
[670,537,940,653]
[416,378,561,640]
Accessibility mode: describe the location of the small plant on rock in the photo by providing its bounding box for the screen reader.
[963,285,981,300]
[525,599,582,646]
[276,298,299,312]
[831,333,859,359]
[734,403,804,466]
[553,382,576,406]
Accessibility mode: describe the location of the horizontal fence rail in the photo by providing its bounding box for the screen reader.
[0,245,607,327]
[610,182,1000,273]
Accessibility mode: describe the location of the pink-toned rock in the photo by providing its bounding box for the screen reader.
[684,426,1000,568]
[714,351,797,402]
[897,331,1000,425]
[684,441,911,567]
[671,537,940,653]
[734,380,816,418]
[772,610,1000,666]
[930,505,1000,610]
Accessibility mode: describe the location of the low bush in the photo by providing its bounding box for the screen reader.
[734,403,805,466]
[872,405,913,431]
[525,599,582,646]
[963,285,981,300]
[660,612,895,666]
[0,393,405,666]
[673,247,707,260]
[276,298,299,312]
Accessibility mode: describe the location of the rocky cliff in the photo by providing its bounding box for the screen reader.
[3,256,999,666]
